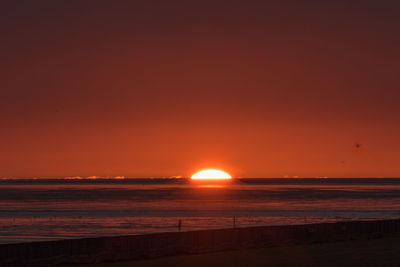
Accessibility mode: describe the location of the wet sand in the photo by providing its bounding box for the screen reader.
[74,235,400,267]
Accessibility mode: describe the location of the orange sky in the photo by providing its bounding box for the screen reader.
[1,1,399,178]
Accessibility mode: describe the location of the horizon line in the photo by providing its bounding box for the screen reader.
[1,177,400,180]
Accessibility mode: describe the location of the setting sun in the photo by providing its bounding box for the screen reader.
[190,169,232,180]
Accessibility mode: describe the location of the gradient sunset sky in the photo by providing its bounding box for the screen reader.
[1,1,399,178]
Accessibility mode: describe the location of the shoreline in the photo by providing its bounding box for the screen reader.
[2,219,400,266]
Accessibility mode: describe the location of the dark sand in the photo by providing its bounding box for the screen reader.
[70,235,400,267]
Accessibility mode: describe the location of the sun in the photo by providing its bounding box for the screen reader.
[191,169,232,180]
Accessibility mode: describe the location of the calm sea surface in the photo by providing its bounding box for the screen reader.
[1,178,400,244]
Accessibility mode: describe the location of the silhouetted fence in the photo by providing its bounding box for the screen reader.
[1,219,400,267]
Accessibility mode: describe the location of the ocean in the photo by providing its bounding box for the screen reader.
[1,178,399,244]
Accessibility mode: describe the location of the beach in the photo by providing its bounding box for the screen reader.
[74,236,400,267]
[2,219,400,267]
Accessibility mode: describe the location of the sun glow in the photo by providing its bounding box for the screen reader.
[190,169,232,180]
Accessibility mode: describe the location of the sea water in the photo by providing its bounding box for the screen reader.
[1,178,399,244]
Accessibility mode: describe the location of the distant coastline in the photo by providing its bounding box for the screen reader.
[2,177,400,184]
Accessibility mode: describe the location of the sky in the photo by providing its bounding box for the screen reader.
[1,1,399,178]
